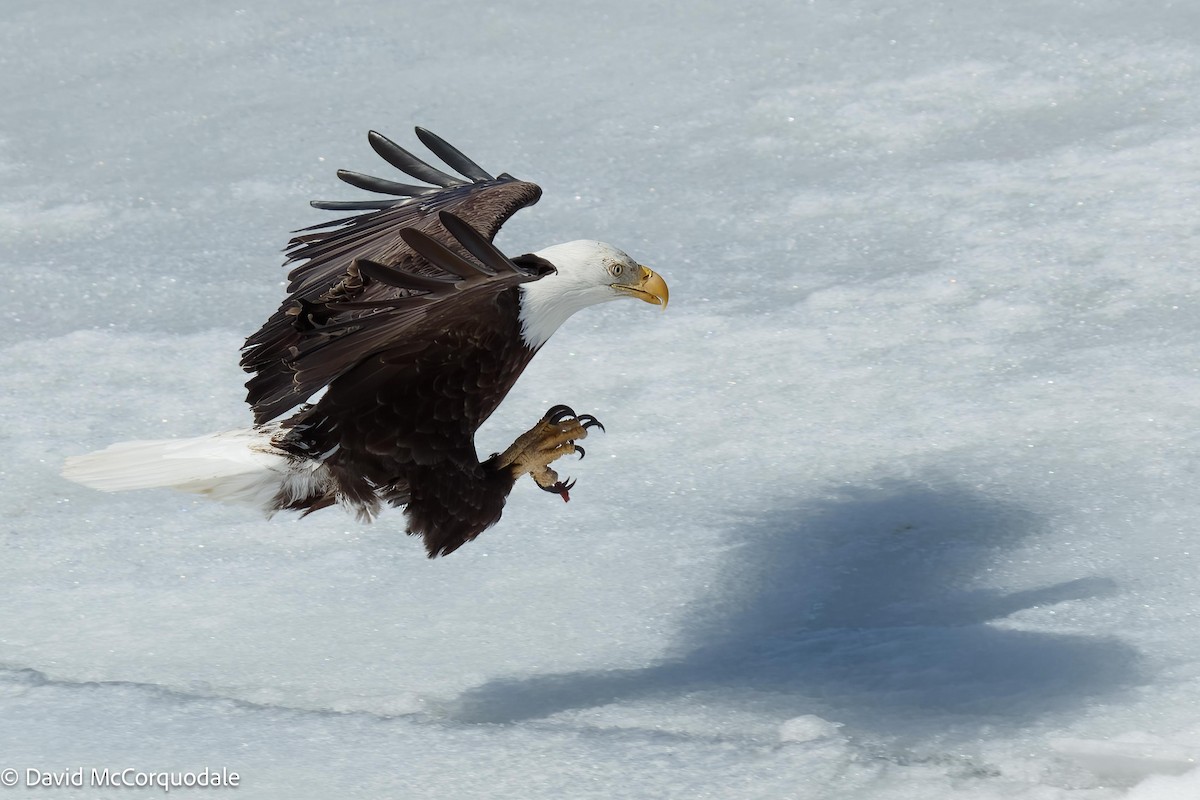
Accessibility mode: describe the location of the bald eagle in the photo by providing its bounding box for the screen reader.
[62,128,668,557]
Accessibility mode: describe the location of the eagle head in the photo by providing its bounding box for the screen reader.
[516,240,668,349]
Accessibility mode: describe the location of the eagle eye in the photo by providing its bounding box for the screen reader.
[609,263,624,278]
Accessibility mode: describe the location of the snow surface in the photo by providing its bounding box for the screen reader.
[3,1,1200,797]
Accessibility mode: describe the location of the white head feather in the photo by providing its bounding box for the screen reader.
[517,240,645,349]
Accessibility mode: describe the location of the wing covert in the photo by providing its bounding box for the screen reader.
[244,210,553,425]
[241,129,543,424]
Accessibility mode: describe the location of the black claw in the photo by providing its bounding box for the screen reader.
[546,404,576,424]
[538,478,577,503]
[575,445,586,460]
[578,414,605,432]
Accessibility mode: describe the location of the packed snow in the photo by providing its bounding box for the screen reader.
[3,1,1200,797]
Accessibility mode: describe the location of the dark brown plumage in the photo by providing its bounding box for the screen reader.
[240,130,559,556]
[242,129,543,423]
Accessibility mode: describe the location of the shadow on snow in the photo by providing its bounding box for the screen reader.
[447,479,1138,739]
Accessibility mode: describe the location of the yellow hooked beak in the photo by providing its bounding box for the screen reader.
[613,265,669,309]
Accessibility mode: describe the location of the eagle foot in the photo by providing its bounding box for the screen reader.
[496,405,604,503]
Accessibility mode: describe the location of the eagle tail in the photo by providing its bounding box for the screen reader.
[61,428,332,513]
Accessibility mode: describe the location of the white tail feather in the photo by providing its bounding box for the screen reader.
[62,428,331,512]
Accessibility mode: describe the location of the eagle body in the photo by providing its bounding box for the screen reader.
[269,281,540,555]
[63,128,668,557]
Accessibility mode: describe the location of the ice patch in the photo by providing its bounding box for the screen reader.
[779,715,845,744]
[0,201,111,243]
[1124,767,1200,800]
[1051,737,1200,787]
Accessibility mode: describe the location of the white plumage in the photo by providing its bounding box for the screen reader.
[61,428,331,513]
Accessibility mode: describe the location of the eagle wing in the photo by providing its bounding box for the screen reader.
[242,128,542,424]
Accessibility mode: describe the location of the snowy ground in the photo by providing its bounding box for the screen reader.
[3,1,1200,797]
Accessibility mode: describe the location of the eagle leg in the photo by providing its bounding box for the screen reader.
[493,405,603,502]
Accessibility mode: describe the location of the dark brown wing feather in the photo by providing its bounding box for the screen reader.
[268,219,554,557]
[242,128,542,424]
[259,217,551,428]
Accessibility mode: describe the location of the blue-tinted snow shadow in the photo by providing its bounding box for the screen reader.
[448,480,1139,737]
